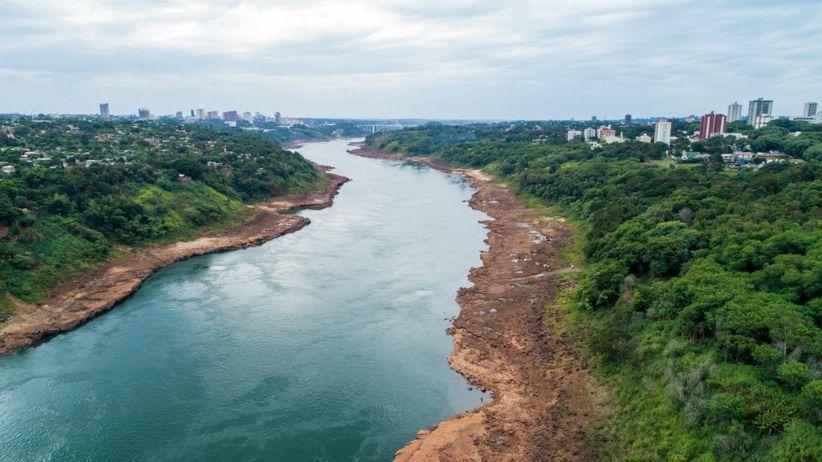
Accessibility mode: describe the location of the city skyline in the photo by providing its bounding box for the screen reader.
[2,0,820,119]
[85,96,819,124]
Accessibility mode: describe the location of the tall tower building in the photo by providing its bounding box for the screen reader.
[803,102,818,117]
[727,102,742,122]
[699,111,727,140]
[99,103,110,119]
[747,98,773,126]
[137,108,150,119]
[654,119,671,145]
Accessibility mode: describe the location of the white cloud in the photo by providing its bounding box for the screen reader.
[1,0,820,118]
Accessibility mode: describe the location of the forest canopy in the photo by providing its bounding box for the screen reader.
[0,118,322,306]
[365,120,822,461]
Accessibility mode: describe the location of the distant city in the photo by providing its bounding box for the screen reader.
[566,97,819,146]
[8,96,820,137]
[93,104,485,134]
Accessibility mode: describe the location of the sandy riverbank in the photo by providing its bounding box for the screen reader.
[0,170,349,355]
[350,145,606,462]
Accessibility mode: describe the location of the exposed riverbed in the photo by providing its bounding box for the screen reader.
[0,139,489,461]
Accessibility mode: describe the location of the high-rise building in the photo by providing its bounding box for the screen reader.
[623,114,632,125]
[253,112,267,124]
[803,102,818,117]
[747,98,773,126]
[583,127,596,141]
[222,110,239,122]
[196,108,205,119]
[654,119,671,145]
[727,102,742,122]
[274,112,282,125]
[137,108,150,119]
[175,111,184,119]
[190,109,195,117]
[99,103,110,119]
[699,111,727,140]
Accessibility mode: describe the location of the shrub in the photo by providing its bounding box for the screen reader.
[777,361,812,389]
[799,380,822,424]
[752,344,783,368]
[752,399,797,434]
[713,421,753,461]
[576,259,628,310]
[765,420,822,461]
[707,392,747,424]
[587,308,636,363]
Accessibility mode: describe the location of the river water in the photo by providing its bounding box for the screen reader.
[0,139,488,461]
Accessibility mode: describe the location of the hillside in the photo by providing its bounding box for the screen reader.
[0,118,323,312]
[365,120,821,461]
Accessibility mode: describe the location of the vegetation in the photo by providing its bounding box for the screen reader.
[0,117,322,308]
[366,120,821,461]
[250,121,367,145]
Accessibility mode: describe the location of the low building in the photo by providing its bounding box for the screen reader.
[754,114,774,129]
[680,151,711,162]
[566,129,582,141]
[598,125,616,140]
[754,152,789,163]
[2,165,16,174]
[721,153,737,163]
[636,133,652,143]
[583,127,597,141]
[791,115,822,124]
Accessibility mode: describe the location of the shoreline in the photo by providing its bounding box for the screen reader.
[0,170,349,355]
[282,137,337,150]
[349,144,605,461]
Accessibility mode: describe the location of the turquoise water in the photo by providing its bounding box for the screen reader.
[0,139,488,461]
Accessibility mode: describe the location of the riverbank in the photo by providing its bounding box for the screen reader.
[350,145,606,461]
[282,137,336,149]
[0,170,349,355]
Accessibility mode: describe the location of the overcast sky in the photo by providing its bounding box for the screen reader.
[1,0,820,120]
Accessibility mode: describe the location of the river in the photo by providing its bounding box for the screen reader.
[0,139,488,461]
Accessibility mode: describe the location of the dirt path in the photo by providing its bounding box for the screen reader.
[351,146,605,462]
[0,172,349,355]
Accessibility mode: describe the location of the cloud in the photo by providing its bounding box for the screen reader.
[1,0,820,118]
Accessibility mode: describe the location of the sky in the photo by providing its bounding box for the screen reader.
[1,0,820,120]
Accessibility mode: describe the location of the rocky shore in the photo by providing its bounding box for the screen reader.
[350,144,605,462]
[0,171,349,355]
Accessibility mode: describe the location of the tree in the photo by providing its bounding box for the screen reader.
[577,259,628,310]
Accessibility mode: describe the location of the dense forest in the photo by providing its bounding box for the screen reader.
[252,122,367,145]
[366,120,821,461]
[0,118,322,311]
